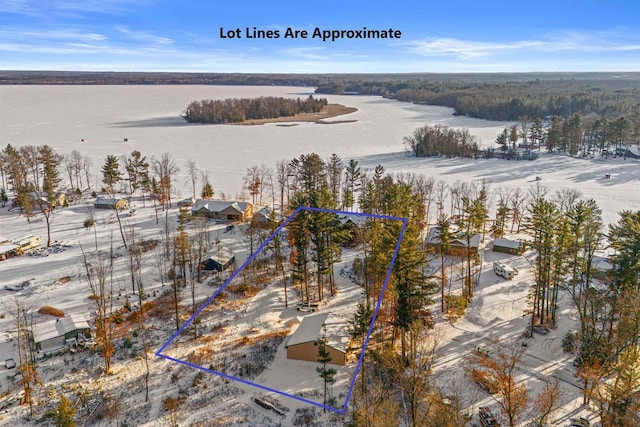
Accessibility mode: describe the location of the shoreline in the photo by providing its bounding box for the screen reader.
[236,103,357,125]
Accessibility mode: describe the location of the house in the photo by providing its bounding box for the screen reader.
[0,242,20,261]
[285,313,348,366]
[177,197,196,207]
[28,191,67,210]
[201,247,235,271]
[426,227,481,257]
[13,235,42,251]
[337,214,367,246]
[32,314,91,353]
[191,199,253,221]
[94,196,128,210]
[251,206,281,228]
[493,238,524,255]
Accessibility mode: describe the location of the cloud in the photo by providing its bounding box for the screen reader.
[115,26,174,45]
[405,30,640,59]
[0,0,139,16]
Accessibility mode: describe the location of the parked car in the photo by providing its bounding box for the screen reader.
[4,358,16,369]
[296,301,320,312]
[4,279,34,291]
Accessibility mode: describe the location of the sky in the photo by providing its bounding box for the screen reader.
[1,0,639,73]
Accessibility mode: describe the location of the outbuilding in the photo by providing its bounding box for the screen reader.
[32,314,91,353]
[94,196,128,210]
[201,247,235,272]
[493,238,523,255]
[286,313,348,366]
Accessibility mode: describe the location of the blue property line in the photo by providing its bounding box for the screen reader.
[155,206,408,414]
[155,205,304,355]
[341,216,408,413]
[157,351,350,410]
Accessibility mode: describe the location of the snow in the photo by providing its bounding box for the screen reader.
[0,85,636,425]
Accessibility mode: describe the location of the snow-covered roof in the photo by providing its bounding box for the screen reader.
[493,238,522,250]
[32,314,90,344]
[337,214,367,227]
[451,233,481,249]
[94,196,124,206]
[0,243,20,255]
[192,199,251,214]
[286,313,328,347]
[206,247,235,264]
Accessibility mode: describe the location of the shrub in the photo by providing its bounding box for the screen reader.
[562,331,576,353]
[38,306,65,318]
[84,218,95,228]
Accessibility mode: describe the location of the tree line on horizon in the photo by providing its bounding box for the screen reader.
[316,78,640,123]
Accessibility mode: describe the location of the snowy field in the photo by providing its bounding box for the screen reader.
[0,85,639,425]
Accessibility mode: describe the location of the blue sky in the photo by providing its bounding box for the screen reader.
[1,0,639,73]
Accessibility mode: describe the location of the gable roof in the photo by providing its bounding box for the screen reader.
[33,314,90,344]
[286,313,328,347]
[206,247,235,265]
[493,238,522,250]
[192,199,251,214]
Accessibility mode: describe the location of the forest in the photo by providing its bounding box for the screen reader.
[315,76,640,122]
[182,95,328,124]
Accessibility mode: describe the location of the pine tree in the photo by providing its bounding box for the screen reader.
[201,178,214,199]
[316,326,337,410]
[55,394,77,427]
[38,145,62,247]
[437,215,451,313]
[495,128,509,151]
[101,155,121,193]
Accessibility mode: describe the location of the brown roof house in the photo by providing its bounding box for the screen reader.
[286,313,349,366]
[426,226,481,257]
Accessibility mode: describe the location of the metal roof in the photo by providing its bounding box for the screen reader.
[286,313,329,347]
[493,238,522,250]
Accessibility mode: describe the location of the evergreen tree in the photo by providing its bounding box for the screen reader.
[343,159,362,210]
[436,214,451,313]
[495,128,509,151]
[38,145,62,247]
[101,155,121,193]
[55,394,77,427]
[201,179,214,199]
[316,326,337,410]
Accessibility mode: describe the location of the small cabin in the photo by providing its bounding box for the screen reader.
[493,238,523,255]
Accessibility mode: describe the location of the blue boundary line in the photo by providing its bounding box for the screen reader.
[156,207,408,414]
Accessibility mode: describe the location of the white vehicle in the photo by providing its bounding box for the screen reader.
[493,262,517,280]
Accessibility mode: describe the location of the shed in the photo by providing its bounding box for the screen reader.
[32,314,91,352]
[286,313,347,366]
[493,238,523,255]
[94,196,128,210]
[201,247,235,271]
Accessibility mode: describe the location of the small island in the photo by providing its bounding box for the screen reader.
[182,95,357,125]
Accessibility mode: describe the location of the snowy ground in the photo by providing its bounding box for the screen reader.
[0,85,638,425]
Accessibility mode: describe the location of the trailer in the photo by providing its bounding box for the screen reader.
[493,262,517,280]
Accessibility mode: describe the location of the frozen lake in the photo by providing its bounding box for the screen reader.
[0,85,510,195]
[1,85,638,226]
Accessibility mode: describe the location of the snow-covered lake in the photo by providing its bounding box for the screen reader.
[0,85,509,190]
[1,85,638,225]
